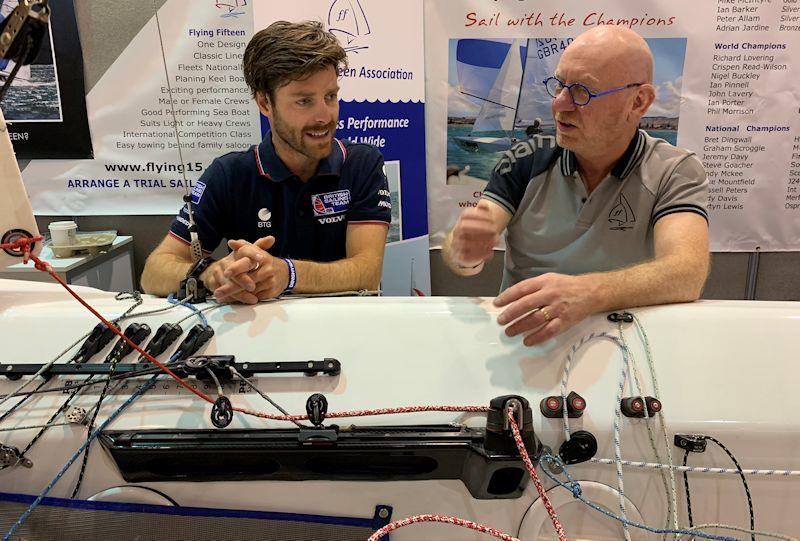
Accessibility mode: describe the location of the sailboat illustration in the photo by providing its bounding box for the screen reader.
[215,0,247,18]
[608,193,636,230]
[328,0,371,53]
[453,38,565,153]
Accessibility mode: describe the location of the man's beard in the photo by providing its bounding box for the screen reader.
[272,111,335,161]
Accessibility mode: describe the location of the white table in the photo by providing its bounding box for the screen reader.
[0,235,135,292]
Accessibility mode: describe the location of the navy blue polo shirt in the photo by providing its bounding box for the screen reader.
[169,132,391,262]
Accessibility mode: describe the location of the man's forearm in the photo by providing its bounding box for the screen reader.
[583,252,709,313]
[140,254,193,297]
[292,253,383,293]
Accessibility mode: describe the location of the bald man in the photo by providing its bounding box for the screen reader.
[443,26,709,346]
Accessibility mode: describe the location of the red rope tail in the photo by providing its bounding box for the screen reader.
[367,514,520,541]
[508,408,568,541]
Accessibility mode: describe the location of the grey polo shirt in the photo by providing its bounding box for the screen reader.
[483,130,708,290]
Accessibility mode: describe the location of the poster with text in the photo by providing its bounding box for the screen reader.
[425,0,800,251]
[22,0,261,214]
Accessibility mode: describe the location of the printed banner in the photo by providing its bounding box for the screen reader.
[425,0,800,251]
[4,0,91,159]
[23,0,260,214]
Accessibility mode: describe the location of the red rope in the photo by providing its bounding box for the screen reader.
[365,408,569,541]
[0,235,43,265]
[508,408,568,541]
[367,515,519,541]
[234,404,491,422]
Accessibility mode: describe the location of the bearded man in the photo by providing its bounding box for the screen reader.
[142,21,391,303]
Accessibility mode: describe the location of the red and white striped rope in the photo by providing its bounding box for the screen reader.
[234,404,491,422]
[507,408,568,541]
[365,409,569,541]
[367,514,519,541]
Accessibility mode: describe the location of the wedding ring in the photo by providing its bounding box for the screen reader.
[540,307,552,322]
[252,261,261,272]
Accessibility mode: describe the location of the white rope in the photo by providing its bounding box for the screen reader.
[626,343,674,535]
[631,314,679,535]
[612,339,633,541]
[619,316,679,537]
[585,458,800,476]
[206,368,224,397]
[560,332,632,541]
[0,422,72,433]
[677,523,798,541]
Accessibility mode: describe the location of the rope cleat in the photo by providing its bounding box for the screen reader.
[485,395,539,458]
[105,323,152,363]
[621,396,662,418]
[71,322,120,364]
[181,355,235,381]
[540,391,586,419]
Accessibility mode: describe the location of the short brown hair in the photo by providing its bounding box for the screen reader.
[243,20,347,101]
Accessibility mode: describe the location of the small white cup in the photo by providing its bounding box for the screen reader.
[49,220,78,246]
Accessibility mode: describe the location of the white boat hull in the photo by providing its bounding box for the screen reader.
[1,279,799,539]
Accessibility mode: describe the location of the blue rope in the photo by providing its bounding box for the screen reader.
[3,374,160,541]
[538,455,740,541]
[167,293,209,326]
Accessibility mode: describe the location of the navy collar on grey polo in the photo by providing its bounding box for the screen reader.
[253,131,347,183]
[559,130,647,180]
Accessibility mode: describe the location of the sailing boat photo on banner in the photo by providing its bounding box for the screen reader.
[446,37,687,185]
[0,0,62,122]
[451,38,526,154]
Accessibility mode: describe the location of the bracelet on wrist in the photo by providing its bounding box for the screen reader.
[283,258,297,292]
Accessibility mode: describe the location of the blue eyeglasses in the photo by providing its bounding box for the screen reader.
[543,76,643,106]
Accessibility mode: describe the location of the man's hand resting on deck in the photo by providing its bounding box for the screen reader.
[493,273,600,347]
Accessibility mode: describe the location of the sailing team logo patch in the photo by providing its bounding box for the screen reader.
[311,189,351,216]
